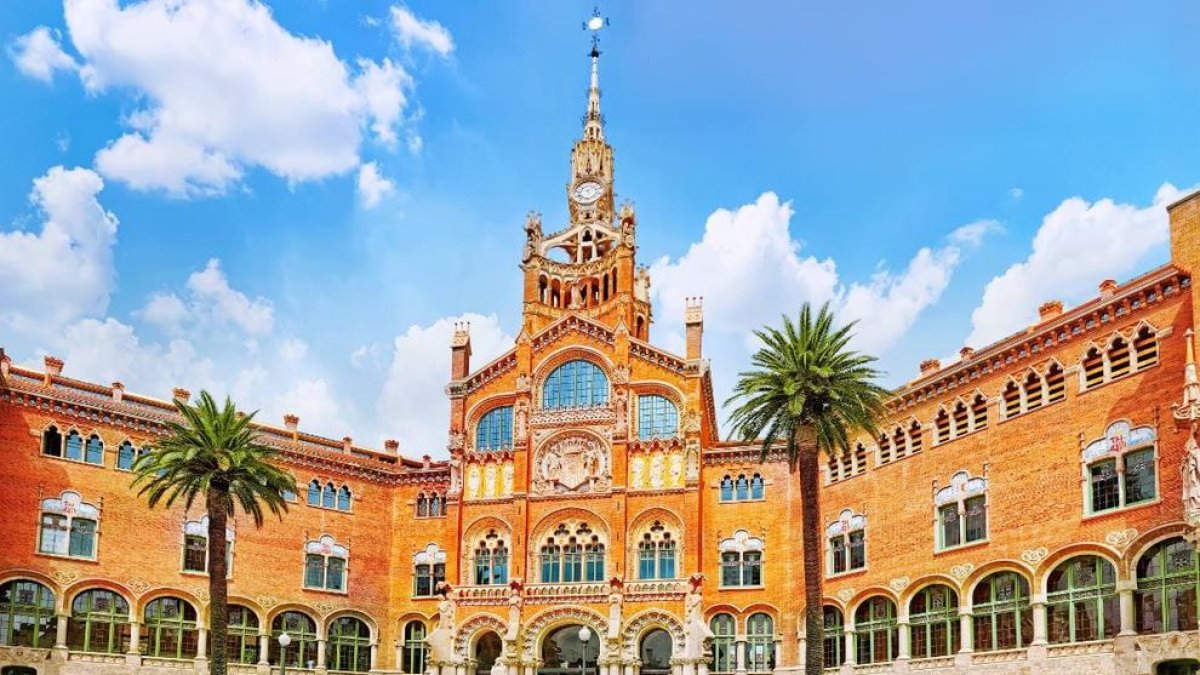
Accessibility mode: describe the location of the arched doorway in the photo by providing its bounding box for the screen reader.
[540,624,598,675]
[1157,660,1200,675]
[639,629,672,675]
[475,631,503,675]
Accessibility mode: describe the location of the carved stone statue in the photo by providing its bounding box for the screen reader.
[523,212,543,262]
[514,400,530,443]
[682,575,713,660]
[505,579,524,642]
[448,455,463,496]
[634,268,651,302]
[612,388,628,437]
[607,578,623,639]
[532,434,611,495]
[1183,435,1200,523]
[426,585,457,671]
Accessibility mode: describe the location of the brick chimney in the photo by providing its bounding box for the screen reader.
[283,414,299,440]
[919,358,941,377]
[1099,279,1118,299]
[0,349,10,379]
[450,322,472,380]
[959,346,975,360]
[111,382,124,402]
[1038,300,1064,322]
[384,439,399,454]
[44,355,64,384]
[684,297,704,361]
[422,454,432,469]
[342,436,353,453]
[172,387,190,404]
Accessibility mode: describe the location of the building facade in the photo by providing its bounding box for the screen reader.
[2,36,1200,675]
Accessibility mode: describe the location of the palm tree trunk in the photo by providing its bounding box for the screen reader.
[798,446,824,675]
[208,489,230,675]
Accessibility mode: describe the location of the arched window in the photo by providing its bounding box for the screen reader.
[750,474,764,500]
[65,429,84,461]
[719,530,764,588]
[972,572,1032,652]
[935,472,988,551]
[39,490,99,559]
[475,631,503,675]
[822,606,845,667]
[0,581,55,648]
[476,406,514,450]
[637,394,678,439]
[640,628,672,675]
[1047,555,1119,643]
[270,611,318,667]
[68,588,131,654]
[85,434,104,465]
[307,480,321,506]
[416,493,428,517]
[143,597,198,659]
[745,613,775,673]
[400,621,427,674]
[322,483,336,509]
[709,613,736,674]
[41,425,63,457]
[1135,537,1199,634]
[429,493,444,517]
[473,530,509,586]
[117,441,136,471]
[542,360,609,410]
[719,476,734,502]
[854,597,897,664]
[826,509,866,576]
[909,585,958,659]
[539,522,606,583]
[337,486,352,511]
[735,474,749,500]
[413,544,447,597]
[225,604,260,664]
[636,521,676,580]
[305,536,350,592]
[328,616,371,672]
[1082,422,1157,515]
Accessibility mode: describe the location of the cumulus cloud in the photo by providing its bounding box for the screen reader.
[0,166,117,336]
[48,0,424,196]
[376,313,512,455]
[357,161,395,209]
[273,378,350,438]
[186,259,274,336]
[9,26,77,82]
[390,5,454,56]
[965,184,1186,348]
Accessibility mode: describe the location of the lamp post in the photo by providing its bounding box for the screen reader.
[278,632,292,675]
[578,626,592,675]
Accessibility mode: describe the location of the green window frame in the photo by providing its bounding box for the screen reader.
[854,596,898,664]
[327,617,371,672]
[745,613,775,674]
[143,597,198,659]
[637,394,678,439]
[909,585,959,659]
[0,581,56,648]
[1135,537,1199,634]
[401,621,427,674]
[270,612,318,667]
[224,605,260,664]
[39,509,97,560]
[709,614,736,674]
[822,606,845,667]
[1083,427,1158,515]
[68,589,131,654]
[1047,556,1119,643]
[972,572,1032,652]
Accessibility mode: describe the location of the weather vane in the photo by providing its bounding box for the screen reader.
[582,6,610,54]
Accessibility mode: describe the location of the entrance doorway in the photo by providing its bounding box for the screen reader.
[2,668,37,675]
[639,629,673,675]
[539,625,598,675]
[1157,660,1200,675]
[475,631,503,675]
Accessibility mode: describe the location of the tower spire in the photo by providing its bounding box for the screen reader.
[582,7,609,142]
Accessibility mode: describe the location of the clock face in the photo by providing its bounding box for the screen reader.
[572,181,603,204]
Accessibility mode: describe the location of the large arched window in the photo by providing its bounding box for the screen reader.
[709,613,736,674]
[542,360,609,410]
[475,631,503,675]
[854,597,897,664]
[972,572,1032,652]
[476,406,513,450]
[271,611,318,667]
[0,581,55,648]
[225,604,260,664]
[539,522,605,583]
[637,395,678,439]
[143,597,198,659]
[400,621,427,674]
[1135,537,1199,634]
[636,521,676,580]
[473,530,509,586]
[328,617,371,672]
[745,613,775,674]
[68,589,131,654]
[822,606,845,667]
[541,624,598,671]
[1047,555,1119,643]
[640,628,673,675]
[909,585,958,659]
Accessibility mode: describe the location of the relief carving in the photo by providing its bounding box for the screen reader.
[532,434,611,496]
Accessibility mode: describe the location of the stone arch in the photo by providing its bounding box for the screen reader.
[327,609,379,642]
[630,380,686,408]
[0,570,61,613]
[845,588,899,618]
[962,561,1032,610]
[222,595,268,628]
[532,345,615,387]
[1122,522,1194,578]
[521,606,608,663]
[134,587,203,619]
[453,613,508,661]
[622,609,685,655]
[703,604,742,623]
[1034,542,1123,593]
[529,506,611,545]
[627,507,685,561]
[265,602,323,634]
[465,395,518,435]
[897,574,962,608]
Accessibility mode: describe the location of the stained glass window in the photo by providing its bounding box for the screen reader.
[68,589,131,654]
[637,395,678,439]
[476,407,513,450]
[1135,537,1199,634]
[1047,556,1119,643]
[542,360,609,410]
[909,585,959,659]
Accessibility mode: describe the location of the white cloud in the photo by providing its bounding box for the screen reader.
[9,26,77,82]
[1008,187,1024,200]
[136,292,188,331]
[357,161,395,209]
[278,337,309,362]
[58,317,217,397]
[273,378,349,438]
[58,0,417,196]
[965,184,1185,348]
[185,259,274,336]
[376,313,512,455]
[389,5,454,56]
[0,166,117,336]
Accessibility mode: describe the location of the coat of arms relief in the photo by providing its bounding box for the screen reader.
[532,433,611,495]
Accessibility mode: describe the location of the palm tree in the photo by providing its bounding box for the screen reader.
[132,391,296,675]
[726,303,888,674]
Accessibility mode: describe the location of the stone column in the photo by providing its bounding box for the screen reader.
[842,631,855,667]
[696,659,709,675]
[370,642,379,670]
[772,639,782,672]
[957,610,972,654]
[56,614,69,648]
[197,627,209,659]
[317,638,327,671]
[896,621,910,661]
[259,634,271,666]
[1030,598,1048,647]
[734,638,747,675]
[1117,582,1137,636]
[128,621,142,655]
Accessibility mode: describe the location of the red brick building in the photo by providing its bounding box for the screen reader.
[1,39,1199,675]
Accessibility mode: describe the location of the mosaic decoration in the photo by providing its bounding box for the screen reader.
[1020,547,1049,565]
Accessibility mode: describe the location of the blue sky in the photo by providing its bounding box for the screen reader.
[2,1,1199,455]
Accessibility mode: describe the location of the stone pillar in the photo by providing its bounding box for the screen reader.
[734,638,747,675]
[129,621,142,654]
[772,639,782,671]
[957,611,972,653]
[671,662,683,675]
[317,638,327,670]
[197,627,208,659]
[1030,599,1048,647]
[55,614,69,648]
[259,634,271,666]
[897,621,910,661]
[1117,582,1137,636]
[843,632,855,667]
[696,659,709,675]
[370,643,379,670]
